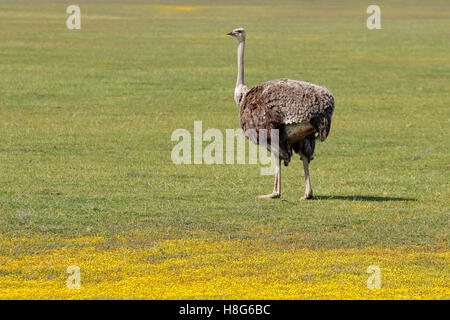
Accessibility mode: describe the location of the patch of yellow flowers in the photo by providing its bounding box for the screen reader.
[0,236,448,299]
[154,5,199,12]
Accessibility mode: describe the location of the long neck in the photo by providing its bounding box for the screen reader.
[236,40,245,87]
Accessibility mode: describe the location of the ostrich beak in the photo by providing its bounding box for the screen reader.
[226,32,233,36]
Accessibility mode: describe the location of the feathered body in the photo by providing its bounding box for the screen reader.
[239,78,335,165]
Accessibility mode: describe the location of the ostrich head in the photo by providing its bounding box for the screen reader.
[226,27,246,42]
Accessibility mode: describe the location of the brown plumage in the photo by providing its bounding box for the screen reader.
[240,78,335,166]
[227,27,335,199]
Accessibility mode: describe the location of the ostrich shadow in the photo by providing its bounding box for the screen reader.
[313,195,416,202]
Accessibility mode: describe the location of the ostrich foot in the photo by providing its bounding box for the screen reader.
[300,194,313,200]
[258,192,280,199]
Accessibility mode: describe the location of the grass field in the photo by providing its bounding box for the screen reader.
[0,0,449,299]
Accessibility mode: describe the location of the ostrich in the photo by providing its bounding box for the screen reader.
[226,27,335,199]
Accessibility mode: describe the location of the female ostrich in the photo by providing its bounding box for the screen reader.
[226,27,335,199]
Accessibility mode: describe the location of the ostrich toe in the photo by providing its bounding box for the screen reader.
[258,192,280,199]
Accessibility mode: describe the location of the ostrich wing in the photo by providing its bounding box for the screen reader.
[240,78,335,142]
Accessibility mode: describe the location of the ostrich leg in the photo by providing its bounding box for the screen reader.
[258,158,281,199]
[300,153,313,200]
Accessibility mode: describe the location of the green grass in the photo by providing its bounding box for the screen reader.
[0,0,448,253]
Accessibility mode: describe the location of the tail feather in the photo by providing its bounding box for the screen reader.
[312,111,333,142]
